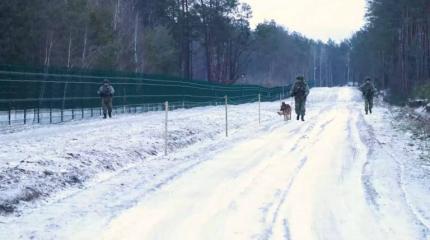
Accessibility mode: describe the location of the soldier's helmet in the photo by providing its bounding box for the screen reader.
[103,79,110,84]
[296,75,304,81]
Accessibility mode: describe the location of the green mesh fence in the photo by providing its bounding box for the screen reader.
[0,64,291,124]
[0,64,290,109]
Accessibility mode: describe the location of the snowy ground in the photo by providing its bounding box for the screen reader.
[1,87,429,240]
[414,106,430,121]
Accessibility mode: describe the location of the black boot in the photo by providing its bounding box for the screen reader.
[103,113,107,119]
[301,115,305,121]
[108,112,112,118]
[369,108,372,114]
[296,115,300,121]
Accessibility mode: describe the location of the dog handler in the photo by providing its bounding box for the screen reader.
[290,75,310,121]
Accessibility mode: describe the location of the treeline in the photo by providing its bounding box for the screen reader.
[244,21,349,87]
[349,0,430,99]
[0,0,347,87]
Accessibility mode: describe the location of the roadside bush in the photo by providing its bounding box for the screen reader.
[413,82,430,100]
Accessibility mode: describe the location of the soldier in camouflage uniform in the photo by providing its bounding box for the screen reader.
[290,76,310,121]
[97,79,115,119]
[359,77,377,115]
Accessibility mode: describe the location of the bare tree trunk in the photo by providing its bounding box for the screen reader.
[62,81,68,110]
[347,52,351,84]
[319,48,323,87]
[405,7,410,92]
[81,25,88,68]
[134,12,139,72]
[185,0,192,79]
[114,0,121,31]
[202,27,212,82]
[200,0,212,82]
[44,32,54,67]
[180,0,191,79]
[40,32,54,107]
[313,46,317,83]
[67,32,72,69]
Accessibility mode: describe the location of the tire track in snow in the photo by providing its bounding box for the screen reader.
[1,109,292,240]
[257,157,307,240]
[241,106,333,207]
[339,111,360,183]
[240,114,323,219]
[358,111,430,239]
[256,106,336,240]
[282,219,292,240]
[377,139,430,236]
[357,115,381,210]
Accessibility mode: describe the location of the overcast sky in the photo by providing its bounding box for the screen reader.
[241,0,367,42]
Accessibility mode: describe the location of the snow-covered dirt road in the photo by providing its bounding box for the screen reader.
[1,87,429,240]
[102,88,429,240]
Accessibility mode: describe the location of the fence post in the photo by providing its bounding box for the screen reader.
[258,94,261,126]
[8,108,11,125]
[23,109,27,124]
[164,101,169,156]
[49,107,52,124]
[91,108,94,117]
[283,86,285,99]
[123,88,127,113]
[225,96,228,137]
[81,106,84,119]
[72,109,75,120]
[37,107,40,124]
[61,108,64,122]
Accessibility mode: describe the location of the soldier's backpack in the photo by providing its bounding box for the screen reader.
[295,82,307,97]
[100,85,112,97]
[363,84,374,98]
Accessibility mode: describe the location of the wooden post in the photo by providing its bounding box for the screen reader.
[258,94,261,126]
[37,107,40,124]
[164,101,169,156]
[24,109,27,124]
[8,108,11,125]
[225,96,228,137]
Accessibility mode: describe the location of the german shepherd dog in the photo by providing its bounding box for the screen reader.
[278,102,292,121]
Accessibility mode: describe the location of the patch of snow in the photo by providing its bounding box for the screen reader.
[0,87,429,240]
